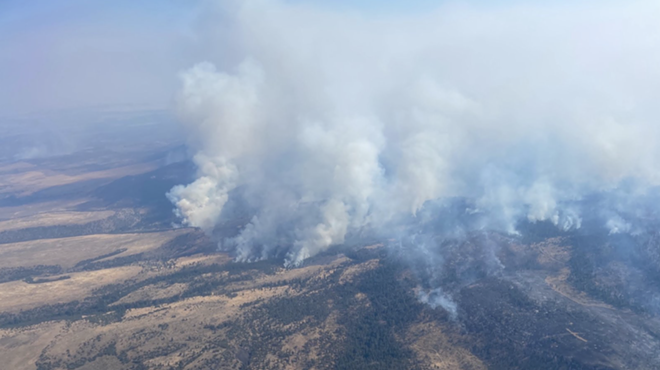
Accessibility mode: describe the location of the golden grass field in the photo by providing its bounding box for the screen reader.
[0,266,144,313]
[0,230,189,270]
[0,161,159,196]
[0,211,116,233]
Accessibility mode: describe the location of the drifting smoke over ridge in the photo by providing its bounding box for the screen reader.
[168,0,660,267]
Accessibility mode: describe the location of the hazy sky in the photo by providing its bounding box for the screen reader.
[0,0,197,115]
[0,0,555,116]
[0,0,636,117]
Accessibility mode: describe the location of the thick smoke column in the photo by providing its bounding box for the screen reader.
[169,0,660,267]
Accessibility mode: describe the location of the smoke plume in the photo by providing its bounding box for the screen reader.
[168,0,660,268]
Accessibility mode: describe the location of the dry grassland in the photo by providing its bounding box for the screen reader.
[0,266,143,312]
[0,199,93,222]
[0,321,67,370]
[0,230,189,269]
[407,322,486,370]
[0,249,485,370]
[0,162,158,196]
[0,211,116,233]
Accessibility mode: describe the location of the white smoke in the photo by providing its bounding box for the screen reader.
[607,216,632,235]
[417,288,458,320]
[168,0,660,266]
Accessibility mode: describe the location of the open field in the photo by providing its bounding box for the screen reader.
[0,211,116,233]
[0,199,94,222]
[0,162,159,197]
[0,266,143,313]
[0,230,189,269]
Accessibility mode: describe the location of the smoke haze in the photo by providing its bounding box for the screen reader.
[168,0,660,268]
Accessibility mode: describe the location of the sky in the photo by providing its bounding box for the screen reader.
[0,0,385,116]
[0,0,578,117]
[0,0,198,116]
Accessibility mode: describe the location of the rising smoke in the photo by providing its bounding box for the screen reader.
[168,0,660,270]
